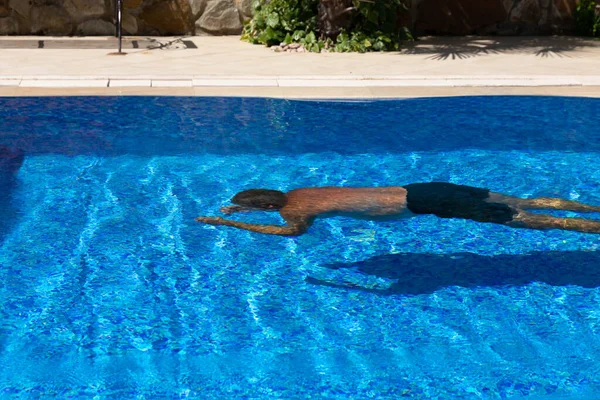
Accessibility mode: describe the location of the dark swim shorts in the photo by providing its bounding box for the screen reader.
[403,182,517,224]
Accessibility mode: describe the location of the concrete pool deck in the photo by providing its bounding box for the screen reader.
[0,35,599,98]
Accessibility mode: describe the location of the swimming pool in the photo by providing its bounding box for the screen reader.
[1,96,599,398]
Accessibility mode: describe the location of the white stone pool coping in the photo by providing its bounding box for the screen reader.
[3,75,600,88]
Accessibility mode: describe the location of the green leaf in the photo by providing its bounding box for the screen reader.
[254,14,265,28]
[336,32,348,43]
[305,31,316,44]
[267,12,280,28]
[367,11,379,24]
[257,30,270,44]
[258,26,281,45]
[292,30,306,41]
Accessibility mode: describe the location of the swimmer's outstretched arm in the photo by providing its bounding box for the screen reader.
[195,216,308,236]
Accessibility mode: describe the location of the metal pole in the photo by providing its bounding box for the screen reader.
[108,0,126,55]
[114,0,118,37]
[117,0,123,53]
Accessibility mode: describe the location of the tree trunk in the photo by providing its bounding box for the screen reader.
[317,0,355,39]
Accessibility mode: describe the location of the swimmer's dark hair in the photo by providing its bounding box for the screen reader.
[232,189,287,210]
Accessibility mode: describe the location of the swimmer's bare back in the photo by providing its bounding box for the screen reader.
[195,187,411,236]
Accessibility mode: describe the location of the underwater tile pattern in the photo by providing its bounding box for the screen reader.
[1,96,600,398]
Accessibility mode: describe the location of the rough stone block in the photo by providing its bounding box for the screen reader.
[416,0,507,35]
[196,0,242,34]
[140,0,193,34]
[189,0,208,17]
[64,0,106,20]
[76,19,114,35]
[509,0,540,24]
[540,8,549,25]
[234,0,253,18]
[0,16,17,34]
[551,0,577,25]
[31,6,73,35]
[501,0,513,13]
[31,0,64,5]
[122,11,138,34]
[124,0,143,9]
[9,0,30,19]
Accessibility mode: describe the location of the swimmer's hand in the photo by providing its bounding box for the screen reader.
[195,216,225,225]
[195,216,308,236]
[220,206,243,215]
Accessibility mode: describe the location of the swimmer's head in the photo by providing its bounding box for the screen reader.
[230,189,287,211]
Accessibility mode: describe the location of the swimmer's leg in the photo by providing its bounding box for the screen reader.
[508,210,600,234]
[488,193,600,213]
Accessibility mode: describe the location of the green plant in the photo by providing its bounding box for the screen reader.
[574,0,600,37]
[354,0,405,36]
[241,0,319,47]
[241,0,412,52]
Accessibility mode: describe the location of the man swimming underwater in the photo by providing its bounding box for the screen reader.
[195,182,600,236]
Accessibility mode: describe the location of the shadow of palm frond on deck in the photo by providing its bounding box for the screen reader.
[400,36,600,60]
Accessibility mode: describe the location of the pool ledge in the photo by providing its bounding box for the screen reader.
[3,75,600,88]
[1,77,600,98]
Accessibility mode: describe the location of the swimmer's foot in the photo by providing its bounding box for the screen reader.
[510,211,600,234]
[520,197,600,213]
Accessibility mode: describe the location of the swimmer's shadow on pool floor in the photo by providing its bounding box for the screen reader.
[0,148,23,242]
[306,251,600,295]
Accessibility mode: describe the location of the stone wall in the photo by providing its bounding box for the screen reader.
[0,0,586,36]
[0,0,252,36]
[411,0,581,35]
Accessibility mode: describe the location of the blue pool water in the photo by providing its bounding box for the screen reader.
[1,96,600,398]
